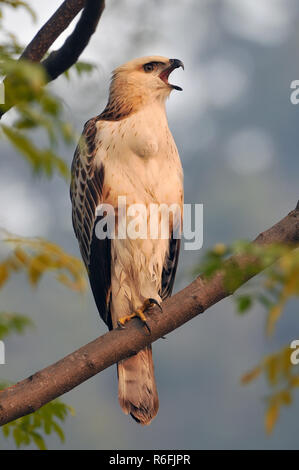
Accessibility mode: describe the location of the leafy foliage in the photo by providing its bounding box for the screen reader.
[2,124,70,178]
[0,311,33,339]
[0,58,74,179]
[0,232,83,449]
[0,0,93,451]
[194,241,299,433]
[0,56,98,180]
[0,232,87,292]
[0,392,74,450]
[241,346,299,434]
[64,60,97,80]
[0,1,96,181]
[0,233,82,449]
[195,241,299,331]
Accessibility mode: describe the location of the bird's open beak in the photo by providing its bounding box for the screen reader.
[159,59,184,91]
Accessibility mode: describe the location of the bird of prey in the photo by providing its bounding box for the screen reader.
[70,56,184,425]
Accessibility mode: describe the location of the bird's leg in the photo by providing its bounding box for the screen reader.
[117,298,162,333]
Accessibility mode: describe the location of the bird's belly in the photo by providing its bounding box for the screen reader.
[107,162,182,320]
[110,235,169,321]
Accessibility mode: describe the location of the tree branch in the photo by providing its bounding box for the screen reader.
[41,0,105,81]
[20,0,87,62]
[0,0,105,118]
[0,202,298,426]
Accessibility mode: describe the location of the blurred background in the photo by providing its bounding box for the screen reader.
[0,0,299,449]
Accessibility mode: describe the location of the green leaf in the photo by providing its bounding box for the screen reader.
[51,421,65,443]
[2,424,10,438]
[1,125,69,179]
[12,427,22,447]
[73,61,96,76]
[236,294,253,314]
[1,234,86,292]
[1,399,74,450]
[0,312,33,339]
[256,294,274,309]
[0,55,75,180]
[30,431,47,450]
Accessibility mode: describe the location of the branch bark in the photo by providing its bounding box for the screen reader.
[0,203,298,426]
[41,0,105,81]
[0,0,105,118]
[20,0,88,62]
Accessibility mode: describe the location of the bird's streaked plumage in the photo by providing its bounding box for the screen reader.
[70,56,184,424]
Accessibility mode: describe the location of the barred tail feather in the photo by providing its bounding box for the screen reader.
[117,345,159,425]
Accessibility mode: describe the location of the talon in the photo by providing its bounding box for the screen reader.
[117,297,160,334]
[117,312,136,328]
[148,298,163,312]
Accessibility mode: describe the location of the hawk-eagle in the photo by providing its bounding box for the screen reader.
[70,56,184,424]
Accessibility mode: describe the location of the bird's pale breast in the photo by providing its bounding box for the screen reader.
[94,103,183,321]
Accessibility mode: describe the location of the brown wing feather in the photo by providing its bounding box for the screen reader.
[70,118,112,328]
[160,235,181,301]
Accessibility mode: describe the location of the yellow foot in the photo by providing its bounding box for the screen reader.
[117,298,162,333]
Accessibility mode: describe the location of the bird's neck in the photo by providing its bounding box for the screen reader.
[98,78,168,122]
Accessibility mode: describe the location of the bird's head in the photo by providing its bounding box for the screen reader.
[108,56,184,110]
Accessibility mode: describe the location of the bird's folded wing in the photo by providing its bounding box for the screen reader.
[160,236,181,300]
[70,118,112,329]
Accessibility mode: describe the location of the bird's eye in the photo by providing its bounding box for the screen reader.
[143,63,155,73]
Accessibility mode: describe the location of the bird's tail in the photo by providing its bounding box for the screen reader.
[117,345,159,425]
